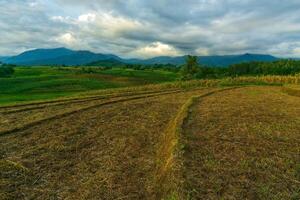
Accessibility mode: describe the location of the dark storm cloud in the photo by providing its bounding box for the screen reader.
[1,0,300,57]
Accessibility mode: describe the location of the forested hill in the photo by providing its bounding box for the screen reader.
[1,48,279,67]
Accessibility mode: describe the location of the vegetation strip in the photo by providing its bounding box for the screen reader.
[0,88,182,110]
[154,87,239,200]
[1,89,183,114]
[0,90,185,137]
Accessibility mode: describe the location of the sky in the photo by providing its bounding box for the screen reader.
[1,0,300,58]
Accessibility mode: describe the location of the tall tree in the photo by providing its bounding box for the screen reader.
[182,55,199,79]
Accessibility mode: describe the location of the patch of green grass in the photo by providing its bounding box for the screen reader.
[0,66,179,105]
[98,68,179,83]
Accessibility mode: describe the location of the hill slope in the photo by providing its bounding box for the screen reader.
[0,56,9,62]
[133,53,278,66]
[87,58,125,67]
[3,48,278,67]
[4,48,122,66]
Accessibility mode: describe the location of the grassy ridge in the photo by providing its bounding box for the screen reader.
[155,94,201,199]
[155,87,240,199]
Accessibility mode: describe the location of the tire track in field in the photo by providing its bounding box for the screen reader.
[0,90,184,137]
[154,87,241,199]
[0,89,182,114]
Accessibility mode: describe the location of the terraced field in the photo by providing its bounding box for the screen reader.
[1,86,299,199]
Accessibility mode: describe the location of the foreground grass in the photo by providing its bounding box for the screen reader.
[282,84,300,97]
[0,89,206,199]
[181,87,300,199]
[0,85,299,199]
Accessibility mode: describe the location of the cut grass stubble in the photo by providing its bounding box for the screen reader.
[154,87,239,199]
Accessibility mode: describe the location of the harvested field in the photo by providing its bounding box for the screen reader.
[0,89,184,135]
[1,86,299,199]
[0,88,214,199]
[181,86,300,199]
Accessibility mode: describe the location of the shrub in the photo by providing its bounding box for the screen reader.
[0,66,14,77]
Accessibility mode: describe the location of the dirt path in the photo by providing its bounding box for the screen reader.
[181,86,300,199]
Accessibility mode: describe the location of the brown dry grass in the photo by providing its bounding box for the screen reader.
[1,84,300,199]
[0,89,182,135]
[154,94,205,200]
[0,88,209,199]
[154,87,241,200]
[282,84,300,97]
[181,86,300,199]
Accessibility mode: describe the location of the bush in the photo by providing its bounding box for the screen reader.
[0,66,15,77]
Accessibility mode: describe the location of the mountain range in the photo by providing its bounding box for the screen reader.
[0,47,279,67]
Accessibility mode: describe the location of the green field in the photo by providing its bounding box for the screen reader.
[0,66,179,105]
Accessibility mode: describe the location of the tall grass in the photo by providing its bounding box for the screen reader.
[85,75,300,96]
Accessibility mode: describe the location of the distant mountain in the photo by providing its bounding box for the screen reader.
[129,56,186,65]
[130,53,278,66]
[3,48,279,67]
[4,48,74,64]
[199,53,278,66]
[0,56,9,62]
[4,48,122,66]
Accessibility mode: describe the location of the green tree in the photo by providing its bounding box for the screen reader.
[181,55,199,79]
[0,66,15,77]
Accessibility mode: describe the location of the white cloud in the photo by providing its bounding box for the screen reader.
[268,42,300,57]
[294,48,300,53]
[133,42,181,58]
[78,13,96,23]
[78,13,144,37]
[55,33,77,46]
[51,16,69,23]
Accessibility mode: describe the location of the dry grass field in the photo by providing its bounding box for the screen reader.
[181,87,300,199]
[0,84,299,199]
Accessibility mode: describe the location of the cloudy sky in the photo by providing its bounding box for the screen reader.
[1,0,300,58]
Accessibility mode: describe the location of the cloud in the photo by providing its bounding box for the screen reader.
[132,42,181,58]
[55,33,77,46]
[51,16,72,23]
[1,0,300,58]
[268,42,300,58]
[78,13,96,23]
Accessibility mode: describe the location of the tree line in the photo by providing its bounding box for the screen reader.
[181,56,300,80]
[2,57,300,79]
